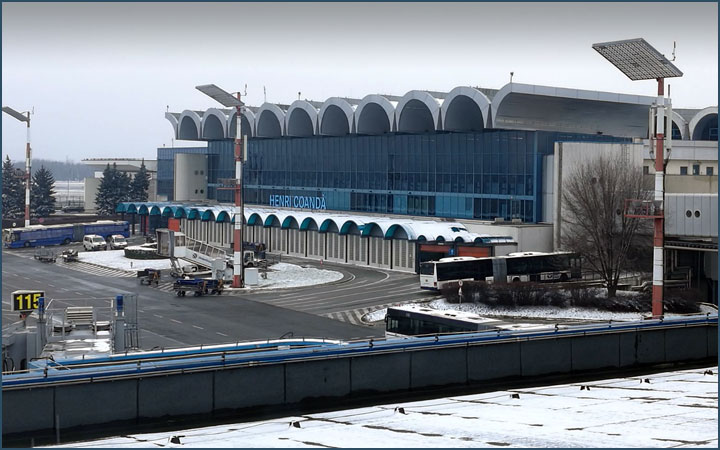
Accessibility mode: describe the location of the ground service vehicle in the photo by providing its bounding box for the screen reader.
[137,268,161,285]
[61,249,79,262]
[33,248,57,263]
[107,234,128,250]
[83,235,107,251]
[2,221,129,248]
[419,251,581,290]
[173,278,224,297]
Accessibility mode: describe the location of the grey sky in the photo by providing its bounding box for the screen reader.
[2,2,717,163]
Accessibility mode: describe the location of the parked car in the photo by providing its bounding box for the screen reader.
[83,234,106,251]
[107,234,128,250]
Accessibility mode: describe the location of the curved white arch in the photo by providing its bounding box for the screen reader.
[201,108,228,140]
[228,109,256,138]
[355,94,397,135]
[164,112,179,139]
[441,86,492,131]
[177,110,202,140]
[395,90,442,132]
[255,103,286,138]
[318,97,355,136]
[286,100,318,136]
[689,106,718,141]
[670,110,687,140]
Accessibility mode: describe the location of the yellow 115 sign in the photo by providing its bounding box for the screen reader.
[11,290,45,312]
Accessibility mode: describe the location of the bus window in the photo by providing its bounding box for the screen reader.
[419,263,435,275]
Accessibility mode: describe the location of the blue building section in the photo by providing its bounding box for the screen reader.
[158,131,627,223]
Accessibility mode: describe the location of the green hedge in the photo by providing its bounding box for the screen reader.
[123,247,165,260]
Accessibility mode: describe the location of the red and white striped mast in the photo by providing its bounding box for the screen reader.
[593,38,683,318]
[196,84,247,288]
[2,106,32,227]
[232,92,245,288]
[651,78,666,318]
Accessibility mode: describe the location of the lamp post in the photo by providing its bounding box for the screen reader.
[196,84,246,288]
[2,106,32,227]
[592,38,683,318]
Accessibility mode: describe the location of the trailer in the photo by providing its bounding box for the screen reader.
[137,268,161,286]
[33,248,57,263]
[173,278,224,297]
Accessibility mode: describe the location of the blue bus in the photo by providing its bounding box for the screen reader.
[2,221,130,249]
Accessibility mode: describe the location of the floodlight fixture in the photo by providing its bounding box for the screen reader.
[592,38,683,81]
[195,84,244,107]
[2,106,30,123]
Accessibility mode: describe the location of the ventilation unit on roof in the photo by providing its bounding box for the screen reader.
[494,217,505,224]
[511,218,523,224]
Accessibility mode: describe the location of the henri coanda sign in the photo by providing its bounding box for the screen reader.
[269,194,326,210]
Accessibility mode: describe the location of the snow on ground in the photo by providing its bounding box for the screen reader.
[78,250,172,271]
[47,366,718,448]
[243,262,344,290]
[364,298,670,323]
[77,251,343,289]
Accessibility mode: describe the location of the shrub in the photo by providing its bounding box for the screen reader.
[124,245,165,260]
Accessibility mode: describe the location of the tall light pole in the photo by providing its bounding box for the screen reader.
[593,38,683,318]
[196,84,246,288]
[2,106,32,227]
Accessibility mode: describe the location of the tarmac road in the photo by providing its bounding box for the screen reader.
[2,245,434,350]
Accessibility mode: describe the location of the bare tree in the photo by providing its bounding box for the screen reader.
[561,153,651,297]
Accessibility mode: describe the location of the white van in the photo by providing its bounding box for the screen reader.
[83,234,106,251]
[107,234,128,250]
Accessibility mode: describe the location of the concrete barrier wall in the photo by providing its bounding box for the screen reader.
[3,324,717,436]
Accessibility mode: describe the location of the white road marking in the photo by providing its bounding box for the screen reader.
[192,325,204,330]
[216,332,229,337]
[153,314,164,319]
[170,319,182,324]
[48,284,55,287]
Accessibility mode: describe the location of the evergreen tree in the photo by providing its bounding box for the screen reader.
[129,160,150,202]
[30,165,57,217]
[2,155,25,219]
[95,163,131,215]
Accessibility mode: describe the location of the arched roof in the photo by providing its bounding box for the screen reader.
[255,103,286,138]
[318,98,355,136]
[491,83,656,138]
[247,212,262,226]
[689,107,718,141]
[442,86,492,131]
[118,202,506,244]
[164,112,179,139]
[286,100,318,137]
[201,108,228,140]
[228,109,256,138]
[395,90,442,133]
[670,110,687,140]
[355,95,397,135]
[177,110,202,140]
[319,218,340,232]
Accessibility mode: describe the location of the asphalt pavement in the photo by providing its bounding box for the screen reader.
[2,242,434,350]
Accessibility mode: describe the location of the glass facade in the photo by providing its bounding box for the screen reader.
[245,130,627,222]
[158,130,627,222]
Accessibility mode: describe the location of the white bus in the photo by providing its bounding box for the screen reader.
[419,251,581,290]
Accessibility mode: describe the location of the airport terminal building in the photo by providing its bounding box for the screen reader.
[120,82,717,296]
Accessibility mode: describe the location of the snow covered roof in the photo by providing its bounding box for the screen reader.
[117,202,514,243]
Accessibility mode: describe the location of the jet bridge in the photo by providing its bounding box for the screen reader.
[156,229,233,281]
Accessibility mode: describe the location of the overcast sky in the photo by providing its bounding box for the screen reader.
[2,2,717,164]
